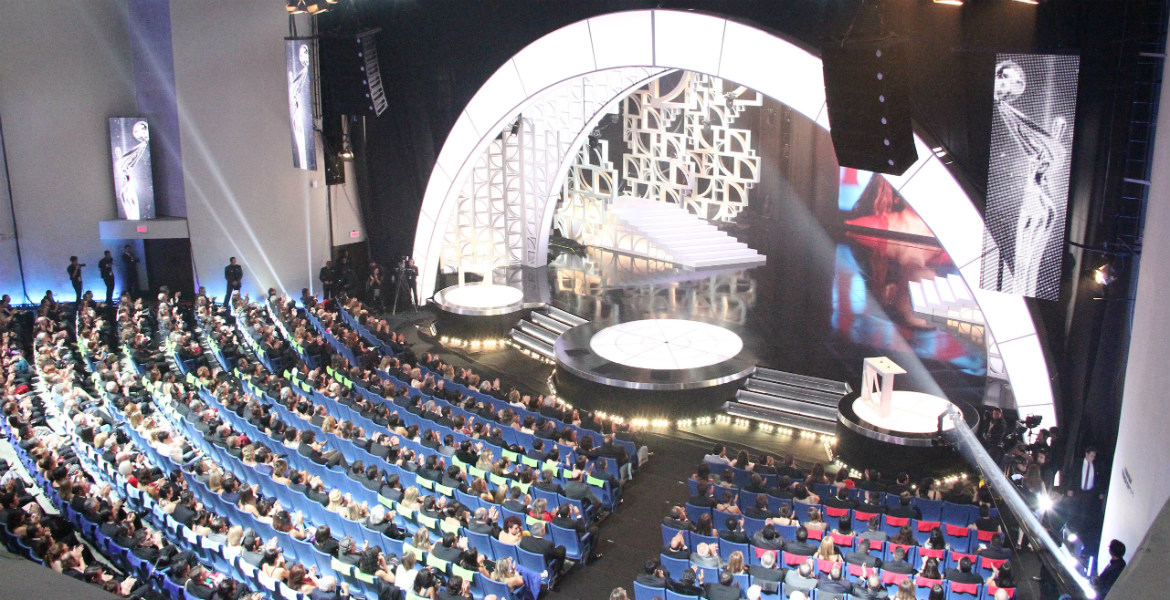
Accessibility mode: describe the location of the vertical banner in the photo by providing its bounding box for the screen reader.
[109,118,155,220]
[287,39,317,171]
[980,54,1080,300]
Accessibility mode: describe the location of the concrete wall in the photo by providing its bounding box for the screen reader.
[0,1,137,302]
[1100,25,1170,568]
[170,1,334,300]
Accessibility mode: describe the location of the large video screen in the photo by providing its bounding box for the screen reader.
[979,53,1080,301]
[287,39,317,171]
[109,118,155,220]
[839,167,934,239]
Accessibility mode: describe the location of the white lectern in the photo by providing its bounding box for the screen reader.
[862,357,905,419]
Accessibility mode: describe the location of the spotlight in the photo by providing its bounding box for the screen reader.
[306,2,328,14]
[1093,264,1116,286]
[339,146,354,160]
[933,0,964,4]
[1013,0,1039,4]
[288,0,308,13]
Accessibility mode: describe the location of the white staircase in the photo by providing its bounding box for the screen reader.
[607,197,766,269]
[509,306,588,361]
[908,275,1006,382]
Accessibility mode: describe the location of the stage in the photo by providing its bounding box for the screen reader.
[554,318,755,416]
[432,283,530,340]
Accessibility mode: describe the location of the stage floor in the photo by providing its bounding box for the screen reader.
[588,319,744,370]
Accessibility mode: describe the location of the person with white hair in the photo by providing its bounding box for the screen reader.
[308,575,349,600]
[745,585,762,600]
[784,558,819,597]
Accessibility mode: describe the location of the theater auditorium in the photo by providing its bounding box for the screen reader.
[0,1,1167,600]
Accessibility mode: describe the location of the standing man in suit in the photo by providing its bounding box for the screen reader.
[122,244,140,298]
[98,250,116,304]
[1067,446,1106,555]
[67,256,85,304]
[224,257,243,308]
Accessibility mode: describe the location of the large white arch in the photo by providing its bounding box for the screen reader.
[412,9,1055,424]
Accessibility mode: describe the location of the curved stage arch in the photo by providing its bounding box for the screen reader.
[412,9,1055,425]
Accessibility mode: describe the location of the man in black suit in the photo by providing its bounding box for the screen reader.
[824,488,857,511]
[844,539,883,570]
[635,560,667,588]
[719,516,750,544]
[882,546,917,575]
[67,256,85,304]
[122,244,139,298]
[99,250,116,304]
[1066,446,1106,549]
[747,549,784,593]
[663,506,693,531]
[977,533,1012,561]
[519,521,565,574]
[850,569,889,600]
[944,556,984,584]
[224,256,243,308]
[751,522,786,551]
[886,493,922,520]
[817,563,853,598]
[689,481,717,508]
[784,526,818,557]
[1093,539,1126,598]
[703,570,741,600]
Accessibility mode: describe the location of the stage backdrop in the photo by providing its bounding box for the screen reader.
[980,53,1080,301]
[108,117,155,220]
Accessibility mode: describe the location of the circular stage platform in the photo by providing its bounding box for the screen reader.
[432,284,527,340]
[835,390,979,479]
[554,318,755,416]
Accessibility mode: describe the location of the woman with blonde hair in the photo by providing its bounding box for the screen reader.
[400,486,421,511]
[491,556,525,591]
[725,550,747,574]
[815,536,843,562]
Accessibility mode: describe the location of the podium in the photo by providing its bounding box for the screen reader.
[862,357,905,419]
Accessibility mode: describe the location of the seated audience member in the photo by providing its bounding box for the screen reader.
[883,547,917,575]
[702,570,741,600]
[783,559,819,596]
[751,522,785,551]
[719,516,749,544]
[887,493,922,520]
[669,568,705,596]
[635,560,667,588]
[945,556,984,584]
[518,521,566,574]
[747,549,784,593]
[859,515,887,543]
[690,542,723,569]
[978,533,1012,560]
[851,566,890,600]
[816,563,852,597]
[785,526,818,556]
[984,560,1015,590]
[814,537,843,563]
[844,538,882,569]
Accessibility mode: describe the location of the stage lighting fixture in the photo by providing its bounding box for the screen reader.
[1093,264,1115,286]
[1014,0,1039,4]
[306,2,327,15]
[933,0,964,4]
[288,0,308,14]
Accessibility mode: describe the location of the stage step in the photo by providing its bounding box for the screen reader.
[509,306,589,363]
[724,402,838,437]
[609,197,765,269]
[546,306,588,327]
[510,329,555,359]
[518,320,559,346]
[531,312,571,335]
[723,368,851,436]
[743,379,842,407]
[735,389,839,422]
[752,367,852,395]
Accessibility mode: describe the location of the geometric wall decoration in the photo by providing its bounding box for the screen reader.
[436,67,668,278]
[622,72,761,221]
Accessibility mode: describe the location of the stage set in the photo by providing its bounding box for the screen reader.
[413,10,1065,478]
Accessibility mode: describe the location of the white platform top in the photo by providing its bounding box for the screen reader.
[588,318,743,370]
[853,390,956,434]
[441,284,524,310]
[864,356,907,375]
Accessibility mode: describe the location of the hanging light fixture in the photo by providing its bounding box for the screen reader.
[287,0,308,14]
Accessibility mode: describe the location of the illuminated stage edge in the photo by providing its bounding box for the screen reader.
[432,284,529,340]
[554,318,755,416]
[835,390,980,479]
